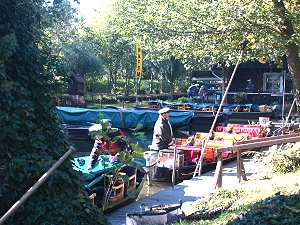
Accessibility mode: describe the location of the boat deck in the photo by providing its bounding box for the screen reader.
[106,156,259,225]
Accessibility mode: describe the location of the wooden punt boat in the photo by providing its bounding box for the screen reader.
[126,200,183,225]
[152,130,263,182]
[134,101,224,125]
[73,155,146,214]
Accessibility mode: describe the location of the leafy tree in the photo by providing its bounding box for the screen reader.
[153,56,187,101]
[82,12,137,96]
[113,0,300,99]
[43,0,78,55]
[63,39,105,94]
[0,1,106,224]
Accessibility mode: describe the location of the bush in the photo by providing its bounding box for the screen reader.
[177,97,191,103]
[265,144,300,174]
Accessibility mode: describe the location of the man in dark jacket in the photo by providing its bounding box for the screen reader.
[151,108,175,151]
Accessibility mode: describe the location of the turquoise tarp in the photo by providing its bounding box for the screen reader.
[56,106,193,129]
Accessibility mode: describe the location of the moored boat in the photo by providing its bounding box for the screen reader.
[73,154,146,214]
[126,200,183,225]
[150,129,265,182]
[57,106,193,131]
[134,101,225,125]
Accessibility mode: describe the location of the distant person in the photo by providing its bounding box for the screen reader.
[187,84,200,98]
[246,79,254,93]
[199,85,208,103]
[151,108,175,151]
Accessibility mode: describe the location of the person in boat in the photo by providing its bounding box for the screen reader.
[151,108,175,151]
[187,83,200,98]
[199,85,208,103]
[87,122,128,170]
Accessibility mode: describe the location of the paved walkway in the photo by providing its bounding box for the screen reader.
[106,156,260,225]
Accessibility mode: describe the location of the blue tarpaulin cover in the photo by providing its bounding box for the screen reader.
[56,106,193,129]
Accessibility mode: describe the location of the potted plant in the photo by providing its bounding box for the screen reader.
[187,136,195,146]
[233,92,248,104]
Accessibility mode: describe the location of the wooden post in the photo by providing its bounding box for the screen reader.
[212,152,223,192]
[241,158,247,181]
[172,146,177,188]
[237,150,241,182]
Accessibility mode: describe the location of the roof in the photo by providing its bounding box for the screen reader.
[192,70,223,81]
[72,73,86,83]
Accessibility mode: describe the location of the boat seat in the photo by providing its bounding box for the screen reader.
[178,104,191,110]
[231,106,240,112]
[120,166,137,193]
[127,172,137,192]
[203,106,214,111]
[243,106,251,112]
[105,173,125,202]
[107,181,125,202]
[185,104,191,110]
[89,193,97,204]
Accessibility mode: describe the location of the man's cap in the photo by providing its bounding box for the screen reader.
[158,108,170,114]
[247,79,251,82]
[201,85,204,87]
[89,124,102,132]
[195,84,200,86]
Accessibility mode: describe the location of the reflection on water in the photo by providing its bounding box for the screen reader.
[137,181,173,201]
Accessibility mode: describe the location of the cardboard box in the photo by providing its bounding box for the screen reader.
[259,105,266,112]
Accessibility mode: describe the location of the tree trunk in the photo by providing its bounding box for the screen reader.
[292,185,300,195]
[272,0,300,103]
[170,82,174,102]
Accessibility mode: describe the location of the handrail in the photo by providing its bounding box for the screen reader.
[0,146,76,225]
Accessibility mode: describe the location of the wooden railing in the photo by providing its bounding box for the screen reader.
[211,133,300,193]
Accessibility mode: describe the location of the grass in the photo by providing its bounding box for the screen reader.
[173,143,300,225]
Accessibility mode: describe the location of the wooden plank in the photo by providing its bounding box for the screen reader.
[235,133,299,145]
[211,152,223,191]
[217,133,300,153]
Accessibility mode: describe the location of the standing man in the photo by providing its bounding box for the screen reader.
[151,108,175,151]
[246,79,254,93]
[187,83,200,98]
[199,85,208,103]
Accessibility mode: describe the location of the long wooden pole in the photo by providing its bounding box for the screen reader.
[0,147,76,225]
[193,47,245,177]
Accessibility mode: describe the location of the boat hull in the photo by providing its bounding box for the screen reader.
[57,106,193,130]
[153,155,237,183]
[103,173,146,215]
[230,111,274,120]
[134,105,224,125]
[73,155,146,214]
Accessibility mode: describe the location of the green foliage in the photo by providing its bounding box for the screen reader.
[177,97,191,103]
[233,92,248,103]
[228,194,300,225]
[0,1,106,224]
[262,143,300,175]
